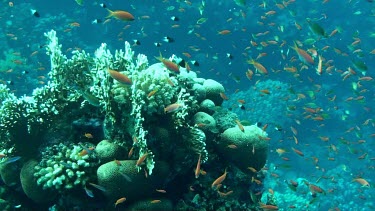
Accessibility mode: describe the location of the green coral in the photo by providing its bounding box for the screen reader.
[34,142,98,191]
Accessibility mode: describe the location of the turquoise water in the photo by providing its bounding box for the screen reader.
[0,0,374,210]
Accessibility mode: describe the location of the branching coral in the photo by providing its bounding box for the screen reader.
[34,142,98,191]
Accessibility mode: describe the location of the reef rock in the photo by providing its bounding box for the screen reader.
[20,160,57,203]
[97,160,170,202]
[217,125,268,172]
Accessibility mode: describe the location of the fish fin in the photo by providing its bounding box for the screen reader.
[106,9,114,18]
[154,52,163,62]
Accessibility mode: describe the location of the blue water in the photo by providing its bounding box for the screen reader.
[0,0,374,210]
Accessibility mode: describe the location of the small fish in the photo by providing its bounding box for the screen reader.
[291,42,314,65]
[147,89,158,98]
[106,9,134,21]
[107,68,132,85]
[156,189,167,193]
[89,183,107,192]
[133,39,141,46]
[81,92,100,107]
[235,119,244,132]
[84,133,93,138]
[247,59,268,74]
[191,60,199,66]
[260,89,270,95]
[151,199,161,204]
[162,36,174,43]
[276,148,286,156]
[84,186,94,198]
[316,55,323,75]
[170,16,179,21]
[92,19,102,24]
[259,203,278,210]
[352,178,370,187]
[128,146,134,158]
[154,42,162,47]
[155,52,180,73]
[2,156,21,165]
[115,197,126,207]
[291,147,304,157]
[211,168,228,188]
[100,3,107,8]
[247,167,257,173]
[227,144,238,149]
[195,154,201,179]
[164,103,181,113]
[219,92,229,100]
[217,30,231,35]
[79,149,89,156]
[30,9,40,17]
[136,153,148,166]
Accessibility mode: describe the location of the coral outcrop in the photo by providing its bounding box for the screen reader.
[0,30,270,210]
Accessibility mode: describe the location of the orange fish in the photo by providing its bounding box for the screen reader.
[247,167,257,173]
[164,103,181,113]
[70,22,80,27]
[276,148,286,156]
[128,146,134,158]
[260,89,270,95]
[195,154,201,179]
[217,30,231,35]
[247,59,268,75]
[106,9,135,21]
[358,76,373,81]
[235,119,245,132]
[150,199,161,204]
[107,69,132,85]
[227,144,238,149]
[291,147,304,156]
[245,69,254,80]
[252,177,262,184]
[136,153,148,166]
[290,126,297,136]
[219,92,229,100]
[114,197,126,207]
[211,168,228,188]
[259,203,278,210]
[308,183,326,196]
[352,178,370,187]
[291,42,314,65]
[147,89,158,98]
[155,52,180,73]
[84,133,93,138]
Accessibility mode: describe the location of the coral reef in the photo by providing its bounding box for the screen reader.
[34,142,98,191]
[222,79,296,127]
[0,30,270,210]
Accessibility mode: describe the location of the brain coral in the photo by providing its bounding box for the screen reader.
[97,160,170,202]
[217,125,268,172]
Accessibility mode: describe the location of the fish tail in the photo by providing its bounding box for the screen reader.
[106,9,114,18]
[246,59,254,64]
[154,51,163,62]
